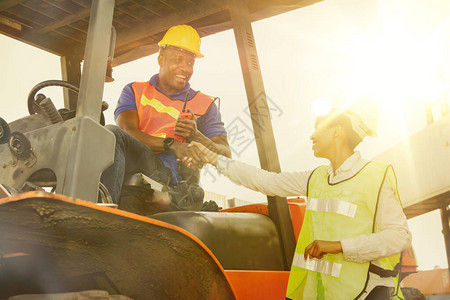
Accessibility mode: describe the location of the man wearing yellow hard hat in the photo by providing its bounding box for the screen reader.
[101,25,231,212]
[188,99,411,299]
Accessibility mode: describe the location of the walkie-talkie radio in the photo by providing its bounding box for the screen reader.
[174,92,192,142]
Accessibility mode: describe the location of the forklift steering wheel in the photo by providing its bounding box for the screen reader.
[26,80,108,125]
[27,80,79,115]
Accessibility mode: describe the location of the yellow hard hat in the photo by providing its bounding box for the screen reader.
[158,25,204,58]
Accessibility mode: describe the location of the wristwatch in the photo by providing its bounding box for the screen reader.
[163,137,175,151]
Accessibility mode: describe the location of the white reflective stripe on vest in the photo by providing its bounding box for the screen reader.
[306,197,357,218]
[292,252,342,278]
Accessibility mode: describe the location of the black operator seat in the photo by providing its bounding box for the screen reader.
[151,210,285,271]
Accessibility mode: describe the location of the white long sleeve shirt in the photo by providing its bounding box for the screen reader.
[216,151,412,298]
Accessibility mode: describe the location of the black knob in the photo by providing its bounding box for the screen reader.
[0,118,11,144]
[9,132,32,160]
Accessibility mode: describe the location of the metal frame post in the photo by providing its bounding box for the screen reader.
[61,55,82,110]
[76,0,115,121]
[228,0,296,269]
[440,205,450,273]
[61,0,116,202]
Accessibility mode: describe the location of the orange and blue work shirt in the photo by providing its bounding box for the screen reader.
[115,74,227,183]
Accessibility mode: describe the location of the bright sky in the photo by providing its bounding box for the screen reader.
[1,0,450,271]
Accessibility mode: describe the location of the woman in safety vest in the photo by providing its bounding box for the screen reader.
[187,100,412,299]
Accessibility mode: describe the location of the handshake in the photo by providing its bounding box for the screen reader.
[178,141,219,169]
[168,138,220,170]
[166,109,223,169]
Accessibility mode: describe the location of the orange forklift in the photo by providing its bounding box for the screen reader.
[0,0,422,299]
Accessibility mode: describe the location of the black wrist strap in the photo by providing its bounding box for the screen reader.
[369,263,401,278]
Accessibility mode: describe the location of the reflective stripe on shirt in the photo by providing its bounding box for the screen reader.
[307,197,357,218]
[140,95,180,120]
[292,252,342,278]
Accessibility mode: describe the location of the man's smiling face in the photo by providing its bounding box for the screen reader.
[157,47,195,94]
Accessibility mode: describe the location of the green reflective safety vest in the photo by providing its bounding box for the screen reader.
[286,162,403,300]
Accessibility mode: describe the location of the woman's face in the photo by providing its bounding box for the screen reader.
[310,117,335,159]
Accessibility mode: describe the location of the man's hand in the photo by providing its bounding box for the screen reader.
[175,108,198,141]
[304,240,342,260]
[185,141,219,167]
[171,141,204,169]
